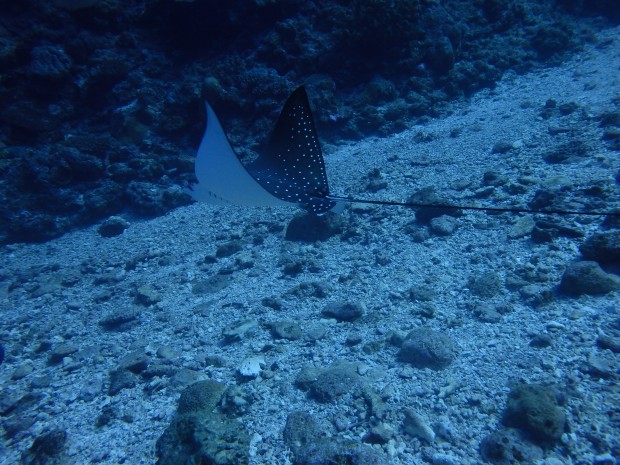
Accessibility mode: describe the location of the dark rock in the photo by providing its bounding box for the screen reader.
[399,329,458,370]
[482,171,508,186]
[309,362,359,403]
[598,111,620,127]
[480,428,543,464]
[531,24,571,59]
[529,333,552,348]
[502,383,566,444]
[119,351,150,374]
[366,178,388,193]
[98,216,129,237]
[542,140,588,163]
[261,296,282,310]
[580,231,620,265]
[21,429,67,464]
[426,36,455,74]
[491,141,513,154]
[28,44,72,79]
[126,182,190,216]
[322,302,364,322]
[467,271,502,298]
[560,261,620,296]
[108,368,138,395]
[56,148,104,182]
[84,180,125,218]
[99,308,140,331]
[285,212,343,242]
[345,333,363,346]
[558,102,579,115]
[96,404,116,427]
[142,364,179,379]
[532,218,584,242]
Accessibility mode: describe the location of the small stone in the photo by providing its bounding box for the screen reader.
[118,351,149,374]
[267,321,303,340]
[402,409,435,443]
[322,302,364,322]
[136,284,161,305]
[491,140,513,154]
[472,303,502,323]
[108,369,138,395]
[530,333,552,348]
[363,424,393,444]
[238,356,266,378]
[223,319,258,342]
[192,274,231,294]
[11,364,34,380]
[49,343,78,364]
[99,308,140,331]
[508,216,536,239]
[587,353,615,379]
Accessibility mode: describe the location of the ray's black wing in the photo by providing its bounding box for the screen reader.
[248,86,337,214]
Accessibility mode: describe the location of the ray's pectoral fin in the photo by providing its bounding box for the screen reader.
[186,102,292,208]
[247,86,339,215]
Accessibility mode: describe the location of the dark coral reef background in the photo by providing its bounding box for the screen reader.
[0,0,618,243]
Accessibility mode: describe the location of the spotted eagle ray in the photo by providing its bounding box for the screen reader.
[187,86,619,218]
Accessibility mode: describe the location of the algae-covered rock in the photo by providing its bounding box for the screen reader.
[502,383,566,444]
[177,380,226,415]
[156,380,250,465]
[399,328,458,370]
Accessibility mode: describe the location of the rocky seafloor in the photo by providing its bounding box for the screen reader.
[1,0,620,244]
[1,25,620,465]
